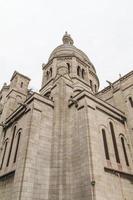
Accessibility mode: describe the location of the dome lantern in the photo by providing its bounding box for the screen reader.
[62,31,74,45]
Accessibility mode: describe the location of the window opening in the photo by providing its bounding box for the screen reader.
[90,80,93,91]
[67,63,71,74]
[102,129,110,160]
[77,66,81,76]
[82,69,85,79]
[46,71,49,80]
[14,132,21,163]
[109,122,120,163]
[20,82,23,88]
[129,97,133,107]
[50,68,52,77]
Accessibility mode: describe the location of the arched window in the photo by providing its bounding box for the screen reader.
[129,97,133,107]
[6,126,16,167]
[82,69,85,79]
[67,63,71,74]
[77,66,81,76]
[90,80,93,91]
[50,68,52,77]
[46,71,49,80]
[14,131,21,163]
[102,129,110,160]
[121,137,129,166]
[44,91,51,98]
[0,141,8,170]
[20,82,23,88]
[109,122,120,163]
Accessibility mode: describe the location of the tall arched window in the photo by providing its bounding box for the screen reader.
[121,137,129,166]
[0,140,8,170]
[109,122,120,163]
[82,69,85,79]
[67,63,71,74]
[50,68,52,77]
[6,126,16,167]
[129,97,133,107]
[90,80,93,91]
[102,129,110,160]
[46,71,49,80]
[20,82,23,88]
[14,131,21,163]
[77,66,81,76]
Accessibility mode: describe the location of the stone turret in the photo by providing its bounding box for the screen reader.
[0,71,30,121]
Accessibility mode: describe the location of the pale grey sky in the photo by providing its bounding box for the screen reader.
[0,0,133,91]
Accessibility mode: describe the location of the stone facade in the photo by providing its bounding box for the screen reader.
[0,32,133,200]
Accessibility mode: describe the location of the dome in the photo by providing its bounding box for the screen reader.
[48,32,91,65]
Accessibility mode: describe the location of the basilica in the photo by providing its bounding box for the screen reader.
[0,33,133,200]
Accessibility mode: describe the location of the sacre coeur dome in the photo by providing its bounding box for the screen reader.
[48,32,95,72]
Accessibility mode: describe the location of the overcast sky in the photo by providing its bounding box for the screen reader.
[0,0,133,91]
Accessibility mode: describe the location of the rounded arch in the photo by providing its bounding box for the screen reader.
[107,118,115,126]
[119,133,127,141]
[11,122,18,132]
[99,124,108,132]
[15,128,22,136]
[73,86,83,94]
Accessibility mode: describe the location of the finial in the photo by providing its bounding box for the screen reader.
[62,31,74,45]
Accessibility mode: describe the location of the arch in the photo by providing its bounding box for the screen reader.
[90,80,93,91]
[102,129,110,160]
[46,71,49,80]
[129,97,133,107]
[67,63,71,74]
[82,69,85,79]
[120,136,129,166]
[6,126,16,167]
[77,66,81,76]
[20,82,23,88]
[50,68,52,77]
[109,122,120,163]
[44,91,51,98]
